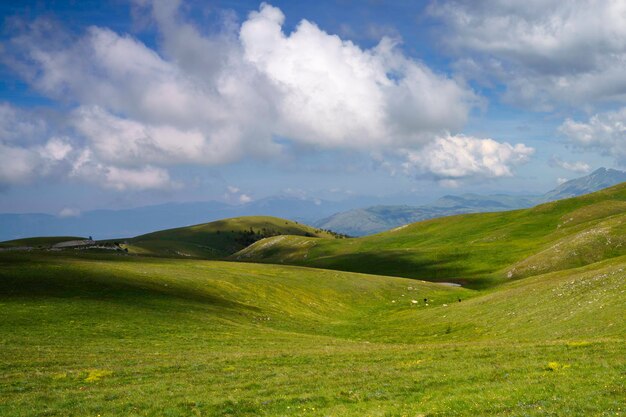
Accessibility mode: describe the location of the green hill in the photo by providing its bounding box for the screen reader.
[126,215,342,258]
[314,168,626,237]
[0,251,623,416]
[1,186,625,415]
[0,236,86,249]
[235,183,626,288]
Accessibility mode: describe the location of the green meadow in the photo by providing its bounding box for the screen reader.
[126,216,343,259]
[1,185,625,416]
[236,183,626,289]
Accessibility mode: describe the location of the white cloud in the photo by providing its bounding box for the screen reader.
[4,2,544,190]
[238,194,252,204]
[0,136,74,187]
[431,0,626,108]
[224,184,253,204]
[2,2,476,174]
[557,177,568,185]
[550,157,591,174]
[559,108,626,164]
[402,134,534,180]
[0,143,41,185]
[0,104,74,186]
[0,103,47,144]
[58,207,80,217]
[240,4,474,148]
[69,148,177,191]
[103,165,174,191]
[41,138,72,161]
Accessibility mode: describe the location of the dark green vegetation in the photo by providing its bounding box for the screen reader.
[1,186,625,416]
[237,183,626,289]
[126,216,344,259]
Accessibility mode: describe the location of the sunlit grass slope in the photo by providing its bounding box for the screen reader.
[0,236,86,248]
[0,252,624,416]
[235,183,626,288]
[127,216,339,259]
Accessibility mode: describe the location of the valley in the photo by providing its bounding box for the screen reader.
[1,185,625,416]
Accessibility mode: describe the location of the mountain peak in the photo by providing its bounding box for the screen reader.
[543,167,626,201]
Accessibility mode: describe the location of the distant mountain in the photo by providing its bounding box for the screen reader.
[0,197,352,241]
[314,194,538,236]
[3,168,624,241]
[541,168,626,201]
[315,168,626,236]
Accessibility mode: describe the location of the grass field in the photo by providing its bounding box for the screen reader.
[1,187,625,416]
[235,183,626,289]
[0,250,624,416]
[0,236,86,249]
[126,216,342,259]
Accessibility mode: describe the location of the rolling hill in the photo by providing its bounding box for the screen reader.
[314,194,539,237]
[0,236,86,249]
[236,182,626,288]
[1,181,625,415]
[0,195,384,241]
[316,167,626,236]
[125,215,343,258]
[0,248,623,416]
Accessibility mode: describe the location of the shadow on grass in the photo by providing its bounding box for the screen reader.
[0,253,258,314]
[307,251,495,289]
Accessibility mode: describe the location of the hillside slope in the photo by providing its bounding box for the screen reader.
[0,251,623,416]
[317,168,626,236]
[127,215,342,258]
[315,194,538,237]
[0,236,86,249]
[236,183,626,288]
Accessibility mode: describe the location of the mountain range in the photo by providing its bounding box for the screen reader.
[1,167,624,240]
[314,168,626,236]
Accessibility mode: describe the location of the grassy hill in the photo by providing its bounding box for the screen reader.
[125,216,343,258]
[1,186,624,415]
[0,251,623,416]
[315,168,626,237]
[0,236,86,249]
[235,183,626,288]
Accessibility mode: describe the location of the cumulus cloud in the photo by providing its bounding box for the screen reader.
[2,4,474,149]
[0,103,47,144]
[224,184,253,204]
[240,4,474,147]
[402,134,534,181]
[0,103,178,190]
[58,207,80,217]
[431,0,626,109]
[102,166,174,191]
[68,148,177,190]
[550,157,591,174]
[1,1,531,189]
[0,128,74,186]
[559,108,626,165]
[238,194,252,204]
[0,143,42,185]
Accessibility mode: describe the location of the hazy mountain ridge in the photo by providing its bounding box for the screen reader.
[541,168,626,201]
[316,168,626,236]
[1,168,624,240]
[0,197,359,241]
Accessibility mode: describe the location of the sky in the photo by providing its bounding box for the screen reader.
[0,0,624,215]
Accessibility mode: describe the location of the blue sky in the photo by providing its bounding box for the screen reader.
[1,0,624,214]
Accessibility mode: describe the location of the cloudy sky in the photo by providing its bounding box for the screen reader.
[1,0,624,214]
